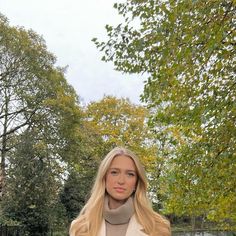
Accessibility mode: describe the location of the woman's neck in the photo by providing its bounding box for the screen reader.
[108,196,127,209]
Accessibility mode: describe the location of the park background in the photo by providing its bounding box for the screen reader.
[0,0,235,235]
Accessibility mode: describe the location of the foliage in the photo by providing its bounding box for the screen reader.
[2,130,66,236]
[93,0,236,228]
[84,96,158,167]
[60,96,166,222]
[0,13,81,196]
[83,96,168,207]
[60,167,93,223]
[0,13,84,234]
[59,104,106,223]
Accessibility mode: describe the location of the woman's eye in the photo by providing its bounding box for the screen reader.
[127,172,135,177]
[111,171,118,175]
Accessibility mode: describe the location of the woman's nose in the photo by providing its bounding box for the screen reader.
[117,174,125,184]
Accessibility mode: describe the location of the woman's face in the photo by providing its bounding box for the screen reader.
[105,155,138,209]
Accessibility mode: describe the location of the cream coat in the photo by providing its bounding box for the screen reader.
[98,215,148,236]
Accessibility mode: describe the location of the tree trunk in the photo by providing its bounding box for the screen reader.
[0,137,6,199]
[201,216,205,229]
[0,93,9,198]
[191,215,196,230]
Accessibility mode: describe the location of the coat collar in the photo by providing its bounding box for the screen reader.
[98,215,148,236]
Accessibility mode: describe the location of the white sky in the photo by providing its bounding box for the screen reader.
[0,0,145,105]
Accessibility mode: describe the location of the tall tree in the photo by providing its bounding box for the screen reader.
[84,96,168,207]
[0,13,81,196]
[60,96,167,223]
[84,96,156,163]
[2,129,67,235]
[93,0,236,227]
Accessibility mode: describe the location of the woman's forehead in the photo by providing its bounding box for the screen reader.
[109,155,137,170]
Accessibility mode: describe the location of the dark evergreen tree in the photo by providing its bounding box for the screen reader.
[2,130,63,236]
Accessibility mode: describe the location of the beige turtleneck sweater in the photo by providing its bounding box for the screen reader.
[103,197,134,236]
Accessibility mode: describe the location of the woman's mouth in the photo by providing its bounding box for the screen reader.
[114,187,125,193]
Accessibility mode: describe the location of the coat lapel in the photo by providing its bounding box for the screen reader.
[98,220,106,236]
[126,216,148,236]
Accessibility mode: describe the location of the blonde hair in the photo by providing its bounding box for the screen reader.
[69,147,171,236]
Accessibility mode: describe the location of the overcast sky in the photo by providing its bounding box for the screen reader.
[0,0,145,105]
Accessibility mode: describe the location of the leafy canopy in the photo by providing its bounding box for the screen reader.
[93,0,236,227]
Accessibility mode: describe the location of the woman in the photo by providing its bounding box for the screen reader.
[69,147,171,236]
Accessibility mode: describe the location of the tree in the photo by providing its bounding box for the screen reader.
[0,13,81,196]
[84,96,157,163]
[93,0,236,227]
[84,96,169,208]
[60,167,93,223]
[0,14,86,234]
[61,96,168,223]
[2,130,66,236]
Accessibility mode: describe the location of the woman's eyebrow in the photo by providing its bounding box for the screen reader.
[109,167,136,172]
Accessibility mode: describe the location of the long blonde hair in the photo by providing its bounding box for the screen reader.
[69,147,171,236]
